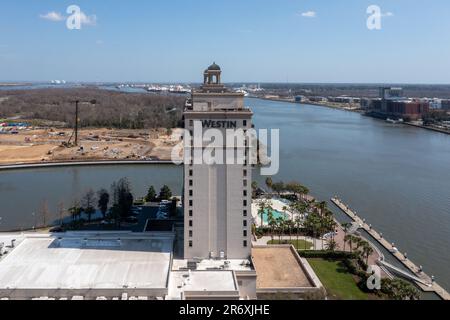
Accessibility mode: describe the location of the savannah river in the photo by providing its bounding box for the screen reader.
[0,97,449,290]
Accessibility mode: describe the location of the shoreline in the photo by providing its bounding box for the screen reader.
[331,197,449,301]
[0,159,178,171]
[252,96,450,135]
[252,96,363,113]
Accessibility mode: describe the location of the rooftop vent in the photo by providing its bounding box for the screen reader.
[187,260,198,270]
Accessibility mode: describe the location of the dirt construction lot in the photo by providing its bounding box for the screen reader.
[0,127,183,165]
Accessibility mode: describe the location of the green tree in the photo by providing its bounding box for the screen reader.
[68,202,82,222]
[159,185,172,201]
[381,278,420,300]
[257,201,266,228]
[251,181,258,199]
[271,182,285,196]
[268,214,276,242]
[341,222,352,252]
[294,215,302,245]
[276,217,284,242]
[145,186,157,202]
[82,189,96,223]
[97,189,110,219]
[362,242,374,265]
[265,177,273,191]
[326,239,338,252]
[111,178,134,223]
[344,234,354,253]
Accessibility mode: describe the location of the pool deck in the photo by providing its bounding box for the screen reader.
[252,199,295,227]
[331,197,450,301]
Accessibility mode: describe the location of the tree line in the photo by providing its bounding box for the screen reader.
[0,88,184,129]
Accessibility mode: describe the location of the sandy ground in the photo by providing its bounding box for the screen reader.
[0,127,183,165]
[252,247,313,288]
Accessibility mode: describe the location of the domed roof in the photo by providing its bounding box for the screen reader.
[207,62,221,71]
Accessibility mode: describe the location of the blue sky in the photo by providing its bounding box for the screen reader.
[1,0,450,83]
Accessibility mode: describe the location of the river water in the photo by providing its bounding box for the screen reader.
[0,97,449,290]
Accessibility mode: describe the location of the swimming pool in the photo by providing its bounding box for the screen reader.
[261,209,288,223]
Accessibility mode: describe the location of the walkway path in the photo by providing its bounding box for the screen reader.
[331,197,450,300]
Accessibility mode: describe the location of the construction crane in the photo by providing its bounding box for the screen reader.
[66,99,96,147]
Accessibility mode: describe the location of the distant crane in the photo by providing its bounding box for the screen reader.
[66,99,96,147]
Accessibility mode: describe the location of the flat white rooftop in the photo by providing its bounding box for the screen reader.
[0,232,173,291]
[168,271,238,300]
[172,259,253,272]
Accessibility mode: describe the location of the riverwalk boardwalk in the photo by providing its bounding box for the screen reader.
[331,197,450,301]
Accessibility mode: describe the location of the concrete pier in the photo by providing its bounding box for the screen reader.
[331,197,450,300]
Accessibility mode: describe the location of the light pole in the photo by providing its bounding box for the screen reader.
[71,99,96,147]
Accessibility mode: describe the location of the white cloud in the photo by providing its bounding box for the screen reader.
[40,11,65,22]
[39,10,97,27]
[79,12,97,26]
[299,11,317,18]
[383,12,394,17]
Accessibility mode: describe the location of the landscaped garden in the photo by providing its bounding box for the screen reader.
[267,239,313,250]
[307,258,369,300]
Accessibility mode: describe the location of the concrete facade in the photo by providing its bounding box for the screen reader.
[183,65,253,260]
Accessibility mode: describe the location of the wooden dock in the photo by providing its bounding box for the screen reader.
[331,197,450,300]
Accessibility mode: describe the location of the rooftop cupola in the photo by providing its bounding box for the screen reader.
[203,62,222,85]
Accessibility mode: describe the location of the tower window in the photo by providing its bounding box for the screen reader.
[189,190,193,197]
[243,190,247,197]
[189,230,193,238]
[243,230,247,237]
[189,170,193,177]
[243,210,247,217]
[243,220,247,227]
[243,241,248,248]
[189,210,193,217]
[243,170,247,177]
[189,220,193,227]
[243,200,247,206]
[189,241,193,248]
[243,120,247,127]
[189,200,193,207]
[189,180,193,187]
[243,180,248,187]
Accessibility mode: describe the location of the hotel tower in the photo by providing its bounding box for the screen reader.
[183,63,253,260]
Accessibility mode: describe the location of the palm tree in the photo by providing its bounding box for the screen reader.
[287,219,294,242]
[362,242,374,265]
[268,214,276,242]
[265,178,273,193]
[355,238,365,254]
[341,223,351,252]
[276,217,284,243]
[326,239,338,252]
[344,234,353,253]
[257,200,267,228]
[251,181,258,199]
[294,216,302,245]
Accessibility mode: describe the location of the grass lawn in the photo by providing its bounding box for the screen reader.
[307,258,369,300]
[267,239,313,250]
